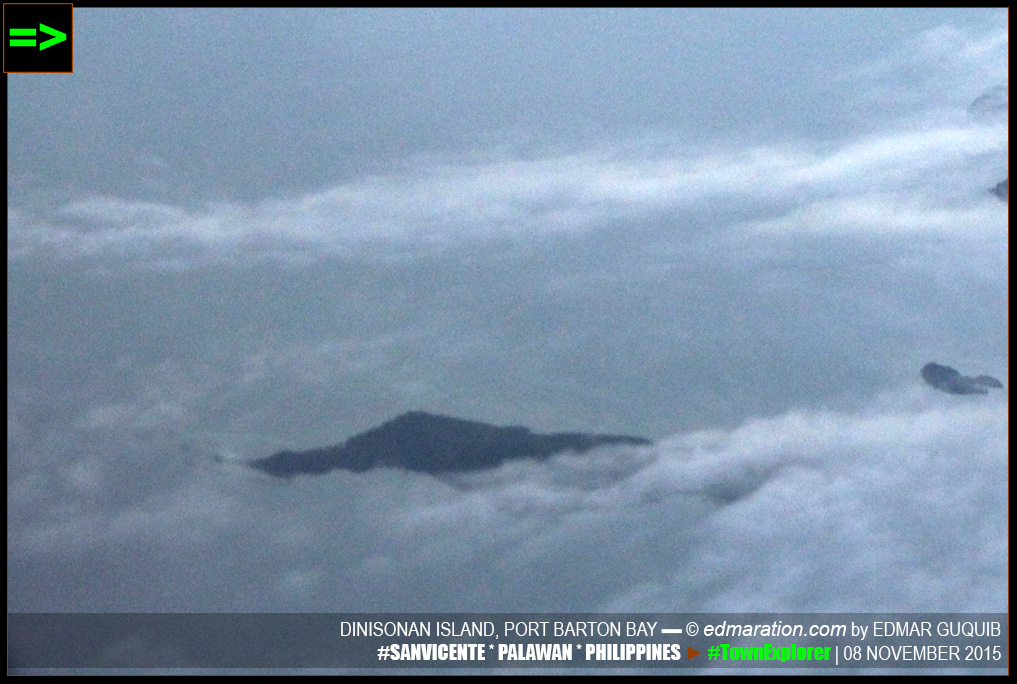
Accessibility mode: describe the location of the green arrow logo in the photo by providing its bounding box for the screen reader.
[8,23,66,50]
[38,23,66,50]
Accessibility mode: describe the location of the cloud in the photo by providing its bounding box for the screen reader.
[848,18,1008,113]
[8,112,1007,268]
[14,14,1006,273]
[9,391,1007,615]
[748,192,1004,237]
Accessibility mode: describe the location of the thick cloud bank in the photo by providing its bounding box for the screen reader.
[6,119,1009,266]
[8,395,1007,614]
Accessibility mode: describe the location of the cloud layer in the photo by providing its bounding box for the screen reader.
[9,393,1007,615]
[8,117,1008,266]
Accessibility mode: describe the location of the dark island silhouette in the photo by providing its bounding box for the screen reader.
[921,362,1004,396]
[990,178,1007,202]
[250,411,652,478]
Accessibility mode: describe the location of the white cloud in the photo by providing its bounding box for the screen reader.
[749,193,1004,237]
[8,113,1006,267]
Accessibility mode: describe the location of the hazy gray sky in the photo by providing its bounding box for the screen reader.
[8,8,1003,203]
[7,8,1008,673]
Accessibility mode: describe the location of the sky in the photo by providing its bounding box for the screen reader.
[7,8,1008,673]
